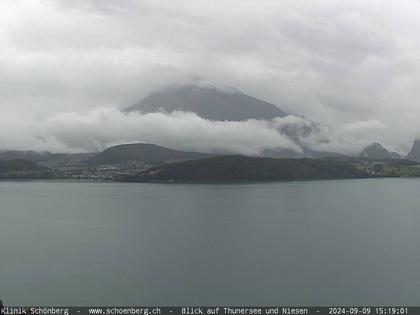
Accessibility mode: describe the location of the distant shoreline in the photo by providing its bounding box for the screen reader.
[2,153,420,183]
[2,176,420,186]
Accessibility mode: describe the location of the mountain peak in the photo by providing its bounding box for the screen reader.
[125,84,287,121]
[359,142,401,160]
[407,139,420,162]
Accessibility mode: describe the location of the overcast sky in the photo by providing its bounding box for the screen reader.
[1,0,420,153]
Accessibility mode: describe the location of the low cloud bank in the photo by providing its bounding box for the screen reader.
[1,108,300,155]
[0,107,401,156]
[271,116,391,156]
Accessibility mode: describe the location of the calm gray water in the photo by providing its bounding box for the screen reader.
[0,179,419,305]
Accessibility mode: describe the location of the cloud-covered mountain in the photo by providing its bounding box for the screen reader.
[2,1,420,153]
[407,140,420,162]
[0,83,399,158]
[359,143,401,160]
[126,84,287,121]
[126,84,337,157]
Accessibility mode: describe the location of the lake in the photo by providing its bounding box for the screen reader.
[0,179,419,305]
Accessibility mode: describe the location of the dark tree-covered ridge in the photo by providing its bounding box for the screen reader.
[121,155,369,183]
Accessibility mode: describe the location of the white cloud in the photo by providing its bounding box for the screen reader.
[0,108,301,155]
[1,106,405,157]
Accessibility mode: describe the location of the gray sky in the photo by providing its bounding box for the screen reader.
[1,0,420,153]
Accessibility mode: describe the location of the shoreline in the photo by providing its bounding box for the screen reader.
[2,176,420,185]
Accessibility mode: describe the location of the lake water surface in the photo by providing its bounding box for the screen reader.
[0,179,419,305]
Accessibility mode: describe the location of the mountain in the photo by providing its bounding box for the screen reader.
[0,159,45,172]
[407,139,420,162]
[120,155,369,183]
[359,143,401,160]
[0,150,50,162]
[126,85,287,121]
[0,159,54,179]
[125,84,337,157]
[0,150,95,167]
[88,143,213,166]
